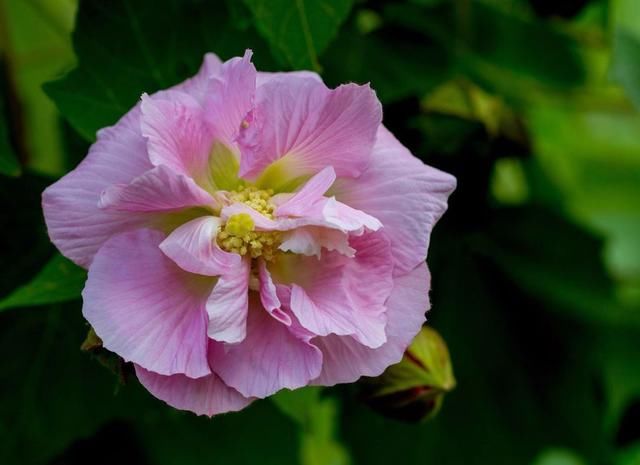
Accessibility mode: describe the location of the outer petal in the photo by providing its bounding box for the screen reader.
[159,216,241,276]
[203,50,257,148]
[83,228,213,378]
[212,296,323,399]
[176,53,224,102]
[288,232,392,348]
[238,77,382,181]
[206,257,251,343]
[333,126,456,275]
[99,165,215,212]
[42,106,153,268]
[256,70,322,87]
[135,365,251,417]
[312,262,430,385]
[140,91,213,177]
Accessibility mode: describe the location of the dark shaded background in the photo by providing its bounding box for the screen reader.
[1,0,639,464]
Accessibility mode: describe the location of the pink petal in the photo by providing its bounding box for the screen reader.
[159,216,241,276]
[238,77,382,181]
[140,90,213,178]
[42,106,153,268]
[83,228,213,378]
[135,365,251,417]
[256,70,322,87]
[288,232,392,349]
[212,297,323,398]
[258,260,291,325]
[320,197,382,233]
[206,256,251,343]
[99,165,215,212]
[333,125,456,275]
[275,166,336,217]
[176,53,224,103]
[312,262,431,385]
[203,50,256,148]
[279,227,355,258]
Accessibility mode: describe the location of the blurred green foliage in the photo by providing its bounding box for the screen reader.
[1,0,639,464]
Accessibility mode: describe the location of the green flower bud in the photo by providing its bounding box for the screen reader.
[361,326,455,423]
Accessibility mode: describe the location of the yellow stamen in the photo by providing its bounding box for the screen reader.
[217,187,282,261]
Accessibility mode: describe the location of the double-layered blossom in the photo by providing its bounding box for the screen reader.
[43,51,456,415]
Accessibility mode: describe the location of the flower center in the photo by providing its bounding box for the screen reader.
[217,186,281,261]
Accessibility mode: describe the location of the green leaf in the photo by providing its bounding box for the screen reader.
[527,105,640,307]
[45,0,274,141]
[243,0,354,71]
[272,387,351,465]
[612,28,640,111]
[0,254,86,311]
[610,0,640,110]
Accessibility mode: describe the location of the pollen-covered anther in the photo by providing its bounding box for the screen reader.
[229,186,276,218]
[217,188,282,260]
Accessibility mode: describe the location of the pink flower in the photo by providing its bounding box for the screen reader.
[42,51,456,416]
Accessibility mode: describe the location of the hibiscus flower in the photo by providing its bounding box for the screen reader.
[43,51,456,416]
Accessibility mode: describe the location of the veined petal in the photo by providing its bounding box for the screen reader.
[211,297,323,399]
[135,365,251,417]
[159,216,241,276]
[258,260,291,325]
[83,229,213,378]
[43,106,153,268]
[141,90,213,177]
[312,262,430,385]
[274,166,381,234]
[99,165,216,212]
[238,77,382,183]
[256,70,322,87]
[206,256,251,343]
[288,232,392,348]
[332,125,456,275]
[203,50,256,148]
[176,52,224,103]
[320,197,382,233]
[275,166,336,217]
[279,227,355,258]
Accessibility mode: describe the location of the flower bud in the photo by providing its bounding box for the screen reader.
[361,326,455,422]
